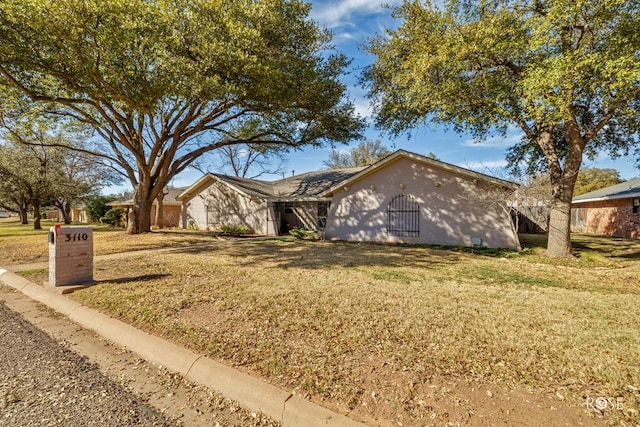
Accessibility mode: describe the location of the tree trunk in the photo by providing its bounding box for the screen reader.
[544,121,584,258]
[546,196,573,258]
[63,203,72,224]
[56,200,72,224]
[32,201,42,230]
[155,192,165,229]
[18,202,28,224]
[126,185,153,234]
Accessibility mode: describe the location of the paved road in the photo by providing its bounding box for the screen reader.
[0,302,172,426]
[0,285,281,427]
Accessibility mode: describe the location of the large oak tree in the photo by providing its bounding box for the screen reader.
[0,0,364,234]
[364,0,640,257]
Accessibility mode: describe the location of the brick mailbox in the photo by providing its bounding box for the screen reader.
[48,225,94,290]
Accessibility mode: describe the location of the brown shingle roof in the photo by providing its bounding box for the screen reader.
[210,174,276,198]
[212,167,365,201]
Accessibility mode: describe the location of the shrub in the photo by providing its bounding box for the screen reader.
[100,208,126,228]
[219,224,251,234]
[88,196,116,222]
[289,227,318,240]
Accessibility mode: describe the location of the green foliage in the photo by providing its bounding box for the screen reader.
[0,0,365,233]
[364,0,640,257]
[574,167,624,196]
[87,196,116,222]
[219,224,251,235]
[288,227,318,240]
[100,208,126,228]
[324,140,393,169]
[365,0,640,144]
[0,106,122,225]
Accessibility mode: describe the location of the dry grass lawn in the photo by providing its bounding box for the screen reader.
[0,218,224,265]
[2,218,639,425]
[69,237,640,425]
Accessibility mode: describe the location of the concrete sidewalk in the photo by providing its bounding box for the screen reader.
[0,266,365,427]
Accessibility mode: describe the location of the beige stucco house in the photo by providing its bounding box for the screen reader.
[177,168,363,235]
[178,150,520,249]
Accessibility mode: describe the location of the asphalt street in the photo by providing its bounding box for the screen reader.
[0,301,172,426]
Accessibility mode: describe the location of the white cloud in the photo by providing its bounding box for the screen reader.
[310,0,402,30]
[460,125,524,148]
[352,97,373,120]
[461,132,523,148]
[457,159,509,172]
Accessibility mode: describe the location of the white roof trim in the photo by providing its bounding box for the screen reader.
[176,174,215,201]
[572,192,640,204]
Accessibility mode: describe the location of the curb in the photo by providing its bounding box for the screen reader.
[0,267,364,427]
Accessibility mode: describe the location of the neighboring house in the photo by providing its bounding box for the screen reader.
[71,203,89,223]
[571,178,640,239]
[43,207,61,221]
[178,150,520,249]
[108,187,186,228]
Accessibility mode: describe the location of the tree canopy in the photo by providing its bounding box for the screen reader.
[0,0,364,233]
[574,167,624,196]
[0,131,119,228]
[324,140,393,169]
[364,0,640,257]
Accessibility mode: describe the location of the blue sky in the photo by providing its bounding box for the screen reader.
[166,0,638,191]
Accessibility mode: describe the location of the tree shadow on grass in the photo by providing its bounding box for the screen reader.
[170,239,471,270]
[518,233,640,260]
[165,232,640,272]
[97,274,171,285]
[571,234,640,260]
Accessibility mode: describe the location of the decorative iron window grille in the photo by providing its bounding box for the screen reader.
[317,201,331,230]
[387,194,419,237]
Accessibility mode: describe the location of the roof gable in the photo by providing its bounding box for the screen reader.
[321,150,517,197]
[178,150,516,202]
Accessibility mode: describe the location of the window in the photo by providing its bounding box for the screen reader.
[284,202,294,214]
[633,198,639,214]
[317,201,331,230]
[387,194,419,237]
[206,204,219,228]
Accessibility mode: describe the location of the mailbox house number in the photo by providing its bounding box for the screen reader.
[64,233,89,242]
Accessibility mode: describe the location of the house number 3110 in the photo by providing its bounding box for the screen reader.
[64,233,89,242]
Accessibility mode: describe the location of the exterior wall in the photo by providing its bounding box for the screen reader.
[71,208,88,223]
[44,208,61,221]
[181,181,270,234]
[150,205,181,227]
[571,198,640,239]
[324,157,519,249]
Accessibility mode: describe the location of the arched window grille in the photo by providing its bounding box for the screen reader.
[387,194,419,237]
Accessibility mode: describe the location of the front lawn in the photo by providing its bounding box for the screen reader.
[59,236,640,425]
[0,218,224,265]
